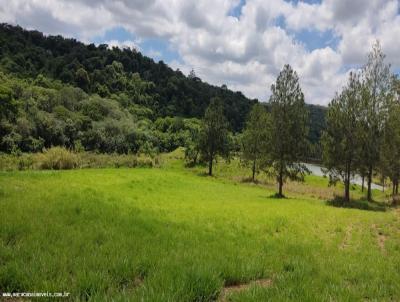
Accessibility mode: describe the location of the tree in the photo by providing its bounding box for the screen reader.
[199,98,230,176]
[381,96,400,201]
[75,68,90,92]
[241,103,270,182]
[184,119,202,166]
[0,84,17,119]
[188,69,196,80]
[322,72,363,202]
[359,41,393,201]
[267,64,309,197]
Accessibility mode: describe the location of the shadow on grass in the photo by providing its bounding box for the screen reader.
[240,177,261,184]
[268,193,287,199]
[326,196,389,212]
[195,172,209,177]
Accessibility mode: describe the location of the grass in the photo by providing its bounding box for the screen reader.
[189,157,389,203]
[0,155,400,301]
[0,148,156,171]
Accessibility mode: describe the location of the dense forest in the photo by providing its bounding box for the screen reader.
[0,23,325,156]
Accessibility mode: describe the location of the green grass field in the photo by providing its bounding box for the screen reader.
[1,157,400,301]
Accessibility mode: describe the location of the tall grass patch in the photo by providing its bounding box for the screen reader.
[0,147,158,171]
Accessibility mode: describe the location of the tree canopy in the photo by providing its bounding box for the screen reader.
[267,64,309,197]
[199,98,230,176]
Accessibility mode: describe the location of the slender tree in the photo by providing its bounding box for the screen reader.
[267,64,309,197]
[241,103,270,181]
[381,95,400,201]
[199,97,230,176]
[322,72,363,202]
[359,41,393,201]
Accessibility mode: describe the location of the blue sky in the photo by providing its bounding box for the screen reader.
[93,27,181,63]
[229,0,246,18]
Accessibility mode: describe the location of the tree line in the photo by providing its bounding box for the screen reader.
[194,64,309,198]
[0,71,203,155]
[0,23,325,150]
[322,41,400,202]
[0,23,255,131]
[195,42,399,201]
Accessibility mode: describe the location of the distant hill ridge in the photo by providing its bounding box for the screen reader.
[0,23,325,140]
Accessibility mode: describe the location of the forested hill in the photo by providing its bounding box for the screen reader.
[0,24,326,149]
[0,23,259,131]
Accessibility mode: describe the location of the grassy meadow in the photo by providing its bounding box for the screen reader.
[1,153,400,301]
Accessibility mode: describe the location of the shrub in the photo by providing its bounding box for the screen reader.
[35,147,79,170]
[17,155,33,170]
[0,150,157,171]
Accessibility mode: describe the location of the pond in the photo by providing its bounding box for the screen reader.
[304,163,384,191]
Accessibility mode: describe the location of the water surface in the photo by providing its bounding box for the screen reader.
[304,163,383,191]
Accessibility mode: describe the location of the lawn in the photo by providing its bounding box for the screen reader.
[1,160,400,301]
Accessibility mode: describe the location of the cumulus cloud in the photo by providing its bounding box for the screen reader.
[103,40,140,51]
[0,0,399,105]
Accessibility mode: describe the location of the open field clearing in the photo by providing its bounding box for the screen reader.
[1,161,400,301]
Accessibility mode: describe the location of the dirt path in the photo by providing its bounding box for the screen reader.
[219,278,272,301]
[371,223,387,254]
[340,224,353,250]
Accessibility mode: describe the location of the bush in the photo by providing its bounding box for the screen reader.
[79,153,154,169]
[17,155,33,170]
[35,147,79,170]
[0,150,157,171]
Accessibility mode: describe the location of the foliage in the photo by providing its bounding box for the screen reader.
[266,64,309,197]
[0,71,202,155]
[241,103,270,181]
[322,72,363,201]
[0,24,328,159]
[0,148,156,171]
[35,146,80,170]
[381,100,400,199]
[199,98,230,175]
[320,41,398,202]
[359,41,393,201]
[0,23,257,131]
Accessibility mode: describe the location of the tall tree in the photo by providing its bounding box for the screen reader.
[381,93,400,201]
[322,72,363,202]
[360,41,393,201]
[199,97,230,176]
[75,68,90,92]
[241,103,270,181]
[267,64,309,197]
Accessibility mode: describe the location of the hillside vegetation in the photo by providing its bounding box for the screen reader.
[0,23,326,155]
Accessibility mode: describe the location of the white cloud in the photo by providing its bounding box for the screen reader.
[0,0,399,105]
[103,40,140,51]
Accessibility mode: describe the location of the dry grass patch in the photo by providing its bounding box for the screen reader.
[219,278,273,301]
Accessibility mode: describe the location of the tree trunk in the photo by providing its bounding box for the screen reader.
[278,174,283,197]
[361,175,365,192]
[344,163,350,202]
[278,164,283,197]
[393,179,399,205]
[393,180,396,196]
[367,165,373,201]
[382,177,385,192]
[208,157,213,176]
[252,159,256,182]
[344,179,350,202]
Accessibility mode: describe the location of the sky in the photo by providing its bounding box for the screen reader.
[0,0,399,105]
